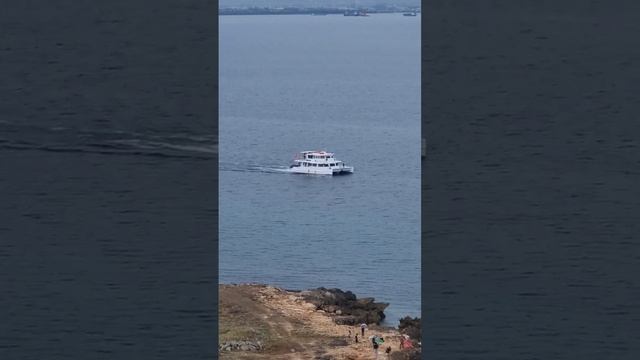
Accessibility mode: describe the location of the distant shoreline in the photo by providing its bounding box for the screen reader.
[219,8,420,16]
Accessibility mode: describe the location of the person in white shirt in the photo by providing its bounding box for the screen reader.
[360,323,368,337]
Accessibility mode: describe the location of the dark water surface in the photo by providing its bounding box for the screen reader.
[423,1,640,358]
[219,14,421,324]
[1,1,216,359]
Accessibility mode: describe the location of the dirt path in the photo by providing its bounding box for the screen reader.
[219,284,407,360]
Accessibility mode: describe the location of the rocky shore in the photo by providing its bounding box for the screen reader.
[219,284,421,359]
[301,287,389,325]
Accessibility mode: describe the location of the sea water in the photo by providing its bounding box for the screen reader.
[219,13,421,324]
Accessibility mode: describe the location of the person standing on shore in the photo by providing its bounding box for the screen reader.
[355,333,358,343]
[360,322,367,337]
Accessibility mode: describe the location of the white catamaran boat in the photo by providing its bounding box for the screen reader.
[288,150,354,175]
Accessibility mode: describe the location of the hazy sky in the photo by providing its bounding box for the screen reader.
[219,0,421,8]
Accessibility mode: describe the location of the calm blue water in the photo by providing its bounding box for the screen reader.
[219,14,421,324]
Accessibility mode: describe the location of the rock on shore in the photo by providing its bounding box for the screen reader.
[301,287,390,325]
[219,340,264,352]
[398,316,421,341]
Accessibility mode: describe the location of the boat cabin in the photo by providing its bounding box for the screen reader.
[301,151,333,160]
[295,151,341,166]
[288,150,354,175]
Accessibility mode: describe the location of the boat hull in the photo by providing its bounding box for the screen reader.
[288,166,354,175]
[333,167,354,175]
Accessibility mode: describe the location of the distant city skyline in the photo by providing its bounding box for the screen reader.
[219,0,420,9]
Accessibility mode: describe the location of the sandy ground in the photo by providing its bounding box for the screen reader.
[219,284,413,360]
